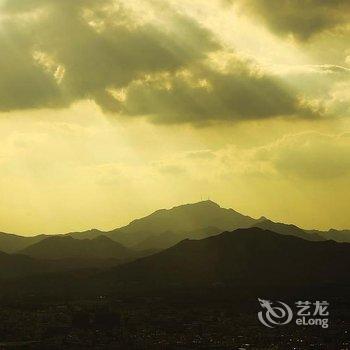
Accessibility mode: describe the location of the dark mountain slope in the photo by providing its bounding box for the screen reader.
[104,228,350,288]
[3,228,350,299]
[19,235,134,260]
[0,232,48,254]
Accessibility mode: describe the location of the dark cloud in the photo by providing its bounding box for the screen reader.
[0,0,219,113]
[235,0,350,40]
[0,25,64,110]
[119,63,318,125]
[0,0,320,123]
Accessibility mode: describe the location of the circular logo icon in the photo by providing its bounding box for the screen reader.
[258,298,293,328]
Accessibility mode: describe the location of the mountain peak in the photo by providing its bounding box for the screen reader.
[193,200,220,208]
[108,200,256,247]
[167,200,221,211]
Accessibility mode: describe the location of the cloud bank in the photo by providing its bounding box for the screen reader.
[0,0,319,124]
[234,0,350,40]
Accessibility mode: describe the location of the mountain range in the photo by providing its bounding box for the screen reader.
[0,232,50,254]
[104,227,350,288]
[3,227,350,299]
[1,200,350,257]
[19,235,134,260]
[1,200,350,289]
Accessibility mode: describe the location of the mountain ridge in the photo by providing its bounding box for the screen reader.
[99,227,350,289]
[19,235,134,260]
[2,201,350,256]
[106,200,257,247]
[9,227,349,298]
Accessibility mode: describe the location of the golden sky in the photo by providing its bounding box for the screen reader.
[0,0,349,235]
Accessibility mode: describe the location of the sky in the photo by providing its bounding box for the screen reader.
[0,0,349,235]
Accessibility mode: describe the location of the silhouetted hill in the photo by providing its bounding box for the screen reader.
[307,229,350,243]
[107,201,256,247]
[19,235,134,260]
[0,232,48,254]
[3,228,350,299]
[102,228,350,289]
[252,218,324,241]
